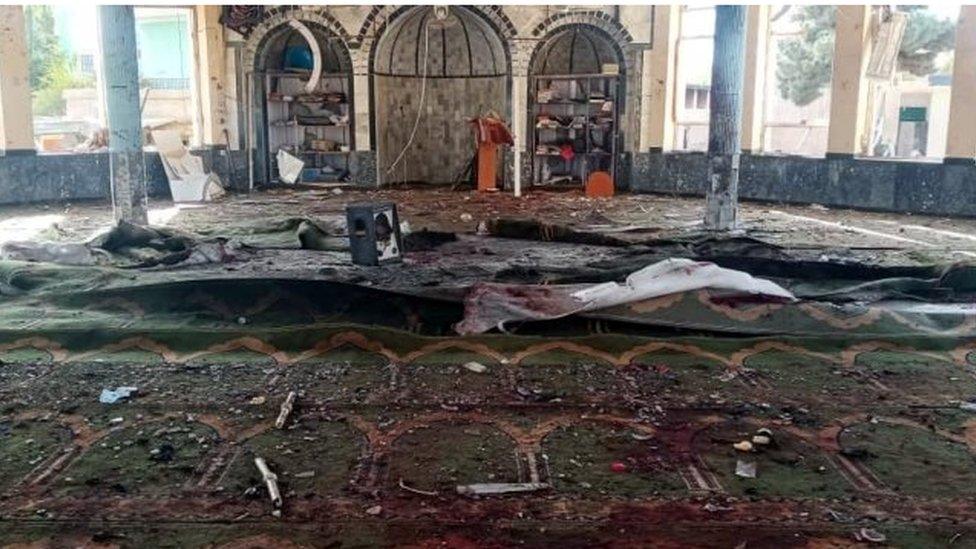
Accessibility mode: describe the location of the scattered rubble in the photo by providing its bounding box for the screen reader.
[99,386,138,404]
[855,528,886,544]
[456,483,550,496]
[735,460,757,479]
[275,391,296,429]
[254,457,282,516]
[733,441,754,452]
[462,361,488,374]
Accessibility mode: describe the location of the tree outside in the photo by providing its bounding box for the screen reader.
[776,6,957,107]
[25,5,94,116]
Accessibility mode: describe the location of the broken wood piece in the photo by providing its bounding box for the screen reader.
[456,482,550,496]
[275,391,296,429]
[254,457,282,511]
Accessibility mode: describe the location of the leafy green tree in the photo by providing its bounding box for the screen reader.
[775,6,836,106]
[897,6,956,76]
[25,5,93,116]
[25,5,67,90]
[776,6,956,106]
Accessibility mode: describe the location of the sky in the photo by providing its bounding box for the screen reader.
[53,5,97,55]
[52,5,188,55]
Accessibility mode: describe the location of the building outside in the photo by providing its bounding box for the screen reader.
[37,6,195,151]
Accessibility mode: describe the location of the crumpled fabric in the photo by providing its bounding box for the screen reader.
[455,258,796,334]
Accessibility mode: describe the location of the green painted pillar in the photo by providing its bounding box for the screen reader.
[98,5,148,224]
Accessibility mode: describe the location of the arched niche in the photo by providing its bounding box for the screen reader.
[370,6,511,185]
[528,25,625,188]
[250,19,354,185]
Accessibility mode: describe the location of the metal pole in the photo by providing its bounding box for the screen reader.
[703,5,746,231]
[98,5,148,224]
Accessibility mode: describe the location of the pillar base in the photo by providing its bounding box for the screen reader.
[704,153,741,231]
[943,156,975,166]
[109,150,149,225]
[0,149,37,157]
[191,144,228,152]
[825,152,855,160]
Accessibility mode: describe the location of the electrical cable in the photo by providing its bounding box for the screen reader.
[384,13,432,176]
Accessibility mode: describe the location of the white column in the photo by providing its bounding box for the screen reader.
[352,47,371,151]
[512,73,528,197]
[740,5,769,154]
[641,6,680,152]
[945,5,976,163]
[195,5,227,147]
[0,6,35,153]
[826,6,873,158]
[511,39,532,198]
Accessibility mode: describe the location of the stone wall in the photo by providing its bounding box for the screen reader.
[0,149,250,206]
[631,152,976,218]
[374,75,507,184]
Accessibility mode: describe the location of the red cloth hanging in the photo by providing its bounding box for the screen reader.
[470,116,514,147]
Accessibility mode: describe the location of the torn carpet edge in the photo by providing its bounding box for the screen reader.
[455,258,796,334]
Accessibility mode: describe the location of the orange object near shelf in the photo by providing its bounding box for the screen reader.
[586,171,613,197]
[477,143,499,193]
[470,116,513,192]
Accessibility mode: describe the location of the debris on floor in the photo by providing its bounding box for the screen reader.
[735,460,757,479]
[462,361,488,374]
[254,457,282,517]
[99,386,138,404]
[0,187,975,546]
[275,391,296,429]
[456,482,551,496]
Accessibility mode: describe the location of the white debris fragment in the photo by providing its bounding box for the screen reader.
[456,482,550,496]
[735,460,757,479]
[462,361,488,374]
[856,528,886,543]
[733,440,753,452]
[100,386,138,404]
[275,391,296,429]
[254,457,282,512]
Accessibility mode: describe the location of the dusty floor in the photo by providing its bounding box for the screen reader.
[1,328,975,547]
[2,186,975,264]
[1,188,975,547]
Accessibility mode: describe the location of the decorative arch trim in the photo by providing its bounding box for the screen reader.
[530,10,633,50]
[241,7,355,72]
[357,5,516,45]
[528,22,630,79]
